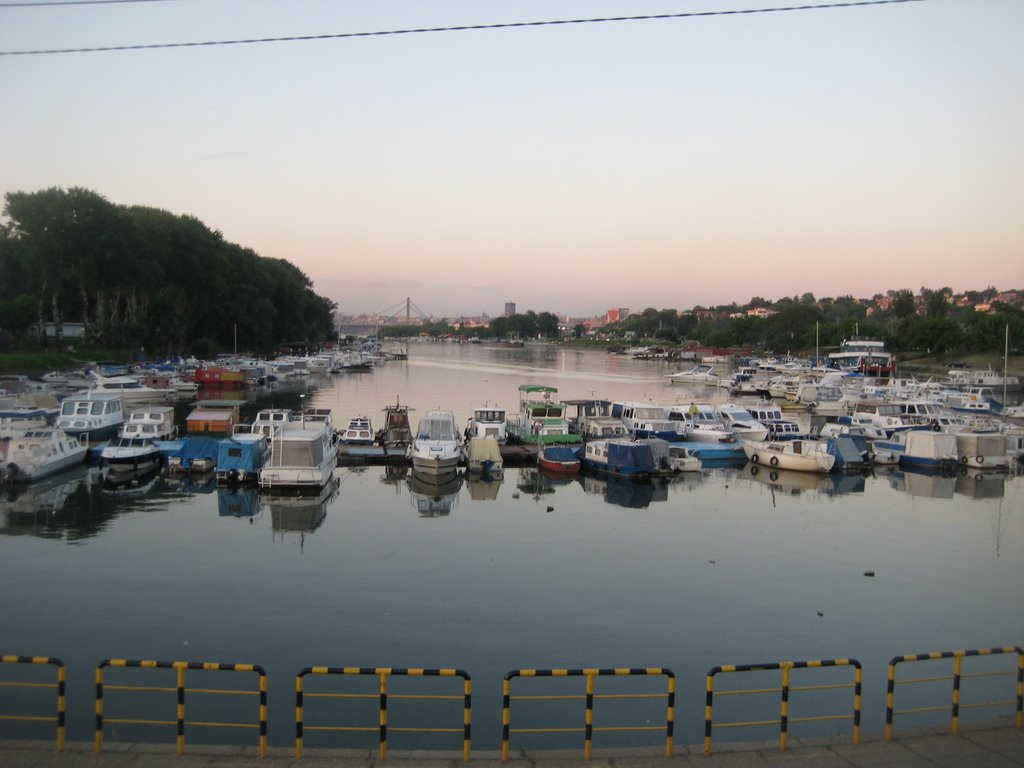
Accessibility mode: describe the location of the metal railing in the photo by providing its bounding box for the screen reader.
[704,658,862,755]
[295,666,472,761]
[94,659,267,757]
[885,646,1023,740]
[0,655,65,751]
[501,667,675,761]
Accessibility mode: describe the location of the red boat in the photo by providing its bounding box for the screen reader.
[538,446,581,474]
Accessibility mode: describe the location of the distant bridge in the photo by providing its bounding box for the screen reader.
[336,298,430,336]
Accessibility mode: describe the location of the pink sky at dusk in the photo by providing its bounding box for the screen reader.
[2,0,1021,319]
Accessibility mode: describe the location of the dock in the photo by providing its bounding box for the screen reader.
[336,443,539,467]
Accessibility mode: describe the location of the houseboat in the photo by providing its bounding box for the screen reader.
[743,439,836,474]
[100,405,177,476]
[252,408,339,492]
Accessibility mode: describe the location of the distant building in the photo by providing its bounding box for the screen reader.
[504,302,516,317]
[606,308,630,323]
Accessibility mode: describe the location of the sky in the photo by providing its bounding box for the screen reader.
[1,0,1022,320]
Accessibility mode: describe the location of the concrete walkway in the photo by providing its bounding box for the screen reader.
[2,722,1022,767]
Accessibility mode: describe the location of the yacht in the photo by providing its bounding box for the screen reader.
[80,372,173,406]
[409,410,463,480]
[667,364,719,385]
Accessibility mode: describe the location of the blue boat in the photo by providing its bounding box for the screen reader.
[215,433,271,485]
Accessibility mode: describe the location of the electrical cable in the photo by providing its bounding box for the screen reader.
[0,0,928,57]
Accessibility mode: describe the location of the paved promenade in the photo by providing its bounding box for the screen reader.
[2,722,1022,767]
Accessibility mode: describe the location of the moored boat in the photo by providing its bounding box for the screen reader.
[507,385,581,445]
[253,408,339,492]
[538,445,581,474]
[1,428,88,483]
[742,439,836,473]
[340,415,375,445]
[100,405,176,476]
[55,392,126,442]
[466,405,508,443]
[409,409,463,480]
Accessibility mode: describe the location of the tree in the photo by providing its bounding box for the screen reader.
[892,289,916,319]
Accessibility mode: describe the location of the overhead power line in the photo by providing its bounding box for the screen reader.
[0,0,928,56]
[0,0,179,7]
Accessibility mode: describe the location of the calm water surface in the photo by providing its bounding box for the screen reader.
[2,343,1022,751]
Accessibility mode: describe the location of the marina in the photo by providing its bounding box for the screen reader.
[1,342,1022,756]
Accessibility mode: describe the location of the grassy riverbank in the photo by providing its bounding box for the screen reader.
[0,350,131,377]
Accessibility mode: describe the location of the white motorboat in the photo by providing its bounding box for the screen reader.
[611,401,685,442]
[100,405,176,476]
[667,445,703,472]
[1,428,88,483]
[55,392,126,441]
[717,403,770,442]
[742,439,836,474]
[80,372,173,406]
[667,364,719,384]
[465,405,508,443]
[409,410,463,480]
[340,415,375,445]
[664,403,733,443]
[745,402,803,440]
[252,408,339,492]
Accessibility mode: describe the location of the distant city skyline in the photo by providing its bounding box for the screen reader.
[2,0,1021,318]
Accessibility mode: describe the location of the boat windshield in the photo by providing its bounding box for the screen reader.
[418,419,456,441]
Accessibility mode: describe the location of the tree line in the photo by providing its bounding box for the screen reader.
[382,291,1022,357]
[609,291,1023,356]
[0,187,337,356]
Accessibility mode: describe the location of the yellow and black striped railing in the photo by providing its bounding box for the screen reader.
[703,658,861,756]
[295,667,472,761]
[885,646,1024,741]
[94,658,267,757]
[501,667,675,761]
[0,655,65,752]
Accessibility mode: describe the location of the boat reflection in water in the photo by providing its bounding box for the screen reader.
[100,465,162,497]
[217,485,261,519]
[0,465,90,532]
[408,471,462,517]
[742,464,866,497]
[580,473,670,509]
[266,473,339,536]
[955,468,1009,499]
[164,470,216,494]
[466,473,502,501]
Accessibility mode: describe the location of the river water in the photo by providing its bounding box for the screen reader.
[2,342,1022,753]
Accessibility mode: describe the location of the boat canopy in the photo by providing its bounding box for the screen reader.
[171,437,220,471]
[217,437,266,474]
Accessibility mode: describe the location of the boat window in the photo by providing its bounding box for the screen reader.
[91,402,105,415]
